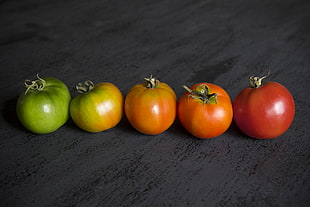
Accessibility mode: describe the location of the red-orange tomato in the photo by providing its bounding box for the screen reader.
[178,83,233,139]
[70,81,123,132]
[125,76,177,135]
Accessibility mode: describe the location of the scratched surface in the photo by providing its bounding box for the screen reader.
[1,0,310,206]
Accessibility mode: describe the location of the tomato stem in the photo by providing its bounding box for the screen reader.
[24,74,46,94]
[144,75,160,89]
[76,81,94,94]
[249,70,270,88]
[182,84,217,104]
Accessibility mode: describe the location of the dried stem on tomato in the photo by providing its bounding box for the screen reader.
[144,75,160,89]
[76,80,95,94]
[24,74,46,94]
[249,70,271,88]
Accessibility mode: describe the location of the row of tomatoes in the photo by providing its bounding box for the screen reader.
[16,73,295,139]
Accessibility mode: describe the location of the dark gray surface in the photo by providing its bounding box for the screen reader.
[1,0,310,206]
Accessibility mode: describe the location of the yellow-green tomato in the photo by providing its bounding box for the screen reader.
[16,75,71,134]
[70,81,123,132]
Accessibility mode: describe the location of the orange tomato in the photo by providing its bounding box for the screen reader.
[178,83,233,138]
[125,75,177,135]
[70,81,123,132]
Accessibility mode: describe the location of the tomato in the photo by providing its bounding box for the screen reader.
[70,81,123,132]
[125,75,177,135]
[233,73,295,139]
[16,74,71,134]
[178,83,233,139]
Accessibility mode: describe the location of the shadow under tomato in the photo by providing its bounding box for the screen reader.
[113,116,144,136]
[169,118,201,141]
[170,117,251,141]
[1,96,26,132]
[64,117,86,133]
[226,121,250,140]
[116,116,189,138]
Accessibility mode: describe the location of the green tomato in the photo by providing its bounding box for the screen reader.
[16,75,71,134]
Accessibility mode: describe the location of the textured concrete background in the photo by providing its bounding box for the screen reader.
[1,0,310,206]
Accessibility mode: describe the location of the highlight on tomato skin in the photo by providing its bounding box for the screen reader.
[177,82,233,139]
[124,75,177,135]
[70,81,124,133]
[233,73,295,139]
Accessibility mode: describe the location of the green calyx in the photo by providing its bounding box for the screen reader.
[183,84,217,104]
[76,80,94,94]
[144,75,160,89]
[24,74,46,94]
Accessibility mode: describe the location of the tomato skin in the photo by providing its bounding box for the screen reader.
[125,79,177,135]
[178,83,233,139]
[233,81,295,139]
[16,77,71,134]
[70,82,123,133]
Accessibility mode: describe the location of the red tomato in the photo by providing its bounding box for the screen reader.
[178,83,233,139]
[70,81,123,132]
[233,74,295,139]
[125,75,177,135]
